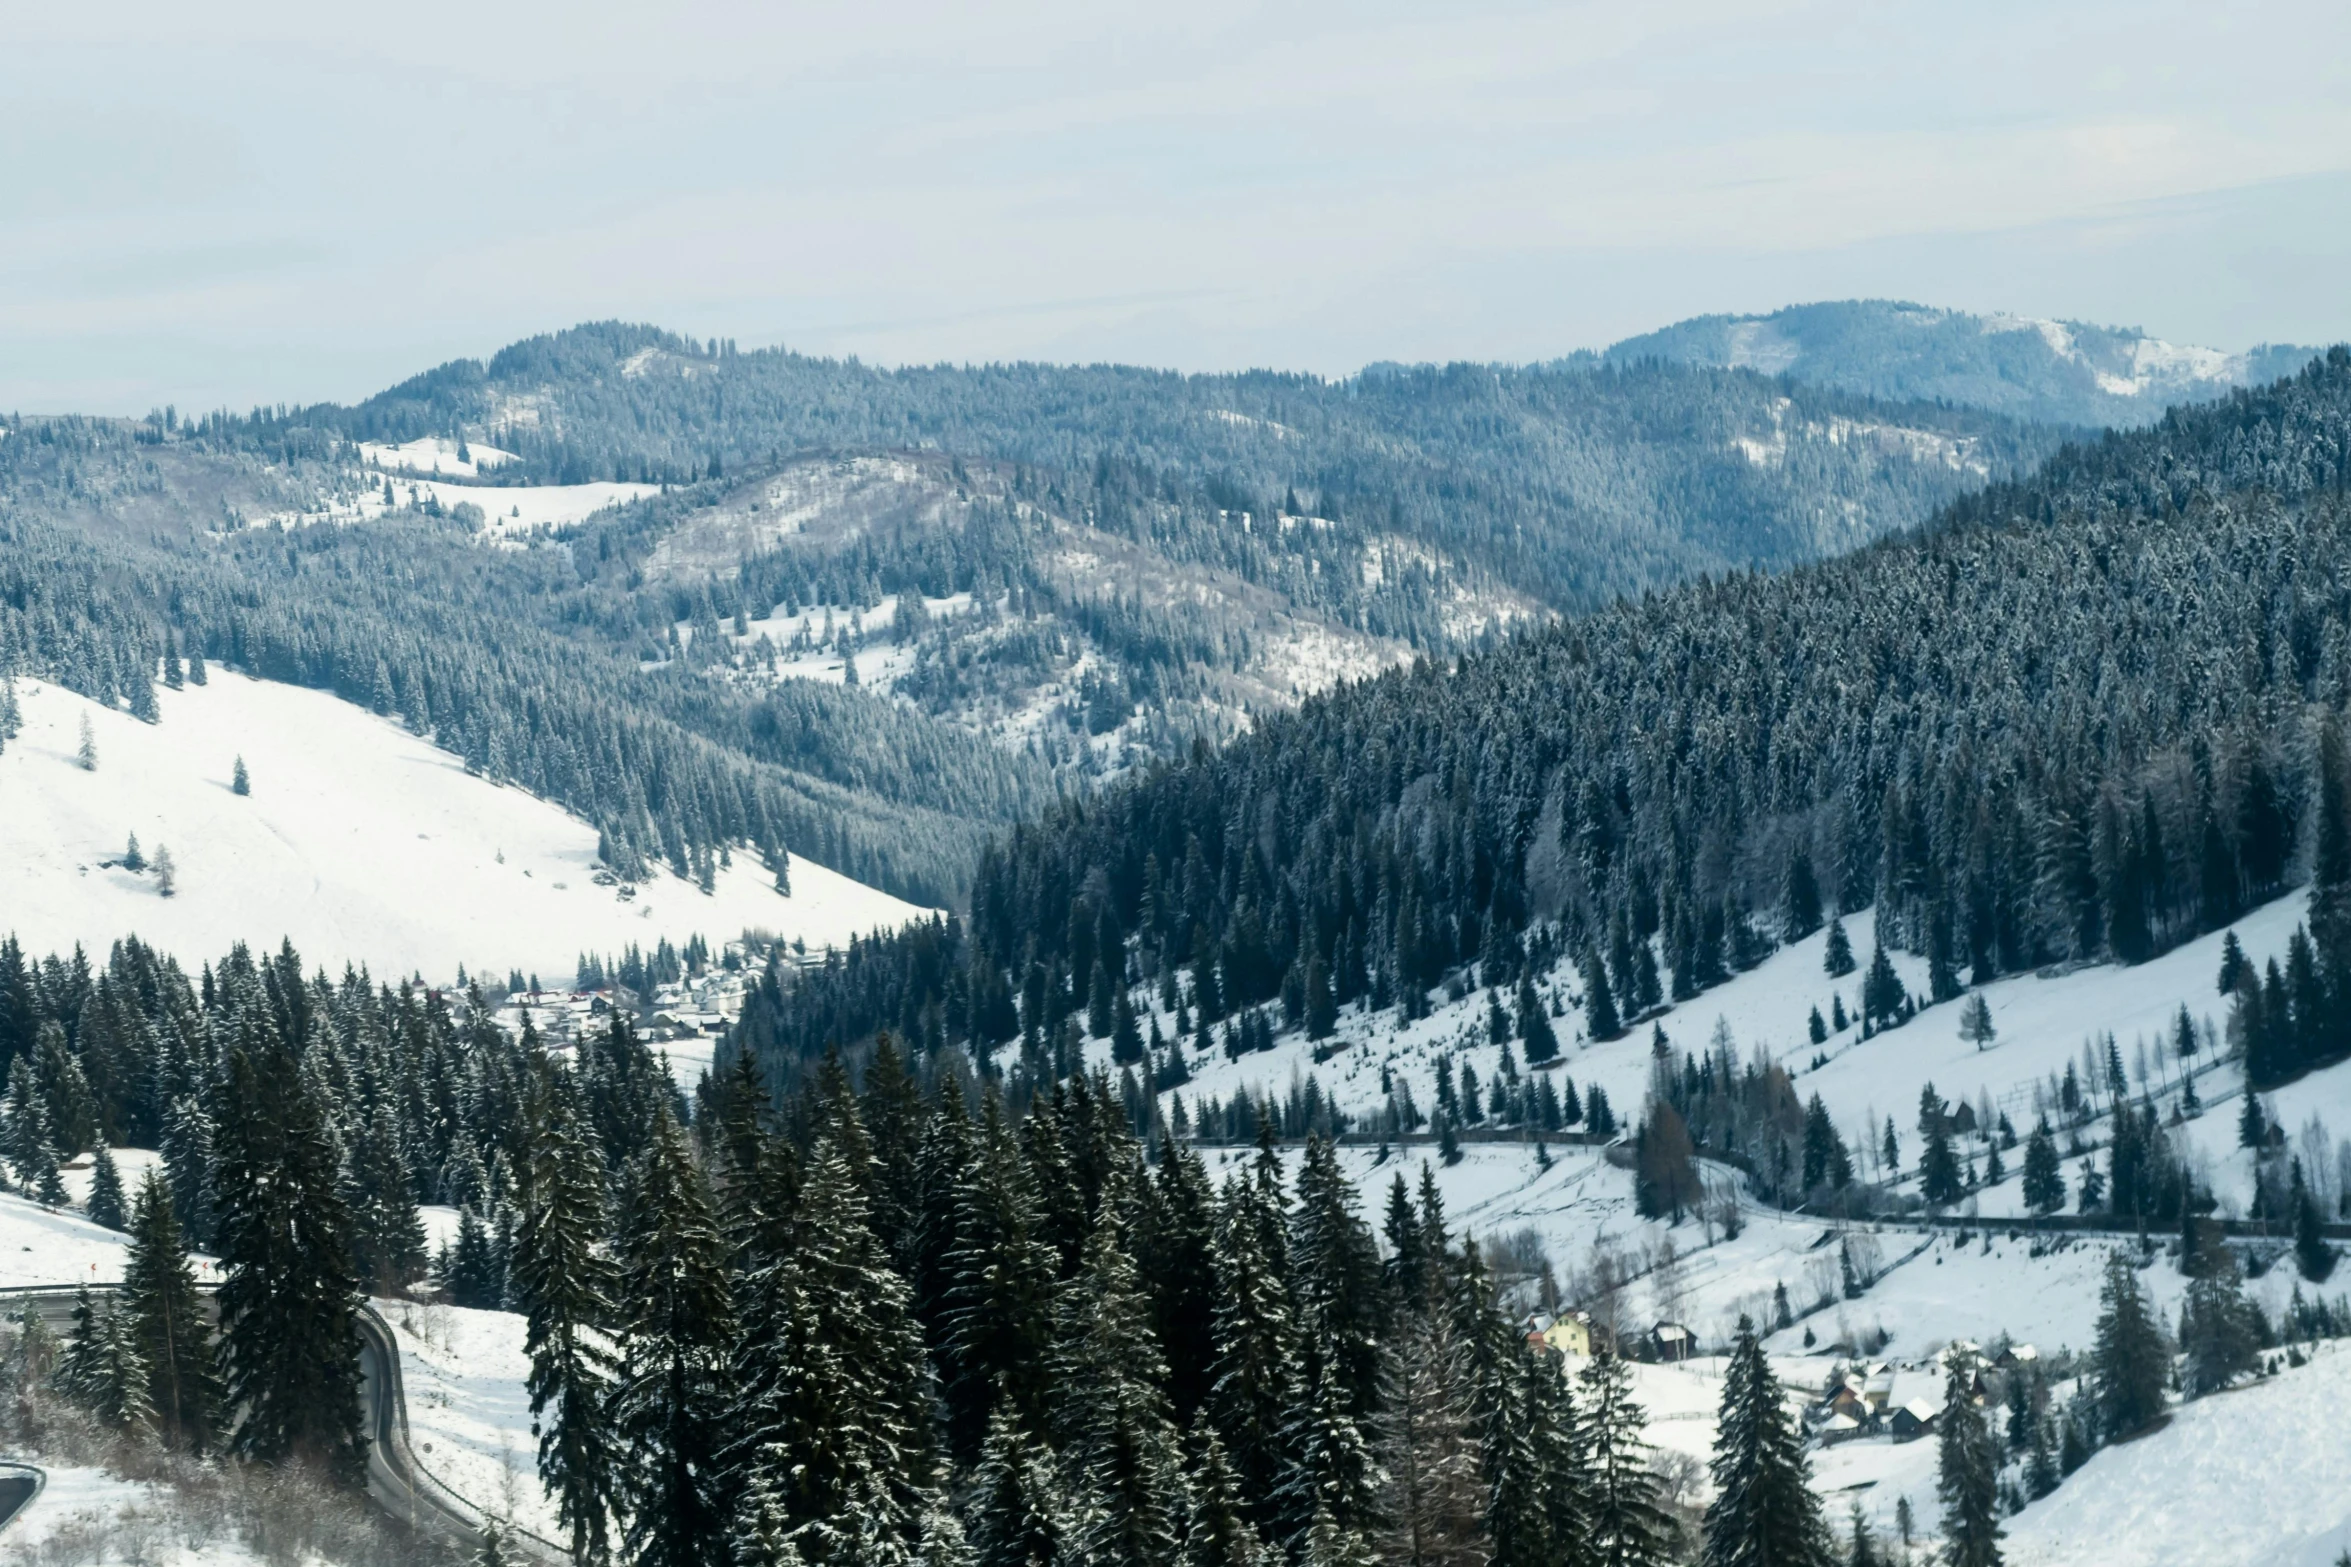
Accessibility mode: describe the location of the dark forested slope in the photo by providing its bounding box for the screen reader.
[740,350,2351,1089]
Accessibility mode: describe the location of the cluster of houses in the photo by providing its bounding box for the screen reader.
[490,967,750,1051]
[1810,1341,2034,1445]
[1520,1311,1699,1365]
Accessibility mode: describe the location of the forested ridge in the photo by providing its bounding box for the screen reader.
[310,321,2052,615]
[0,323,2059,903]
[730,349,2351,1109]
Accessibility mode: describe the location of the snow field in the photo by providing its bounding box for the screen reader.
[0,674,931,986]
[2002,1339,2351,1567]
[378,1299,564,1544]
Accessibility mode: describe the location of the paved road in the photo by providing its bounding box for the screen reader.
[0,1286,566,1564]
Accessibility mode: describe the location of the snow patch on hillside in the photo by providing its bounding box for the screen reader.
[0,674,929,984]
[358,437,519,478]
[2005,1341,2351,1567]
[379,1299,563,1544]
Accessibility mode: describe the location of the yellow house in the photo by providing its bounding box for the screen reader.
[1539,1312,1594,1357]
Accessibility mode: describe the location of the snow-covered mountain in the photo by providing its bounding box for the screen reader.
[1608,300,2325,428]
[0,673,928,984]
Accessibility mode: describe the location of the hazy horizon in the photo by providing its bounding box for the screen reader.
[9,0,2350,414]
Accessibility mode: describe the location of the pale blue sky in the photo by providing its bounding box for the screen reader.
[6,0,2348,412]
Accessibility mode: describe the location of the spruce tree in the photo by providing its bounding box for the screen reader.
[613,1105,737,1567]
[1822,916,1855,979]
[123,1171,219,1452]
[1374,1306,1487,1567]
[1580,1349,1678,1566]
[967,1408,1068,1567]
[940,1096,1059,1464]
[1208,1170,1304,1531]
[1935,1355,2002,1567]
[726,1139,937,1562]
[2091,1249,2168,1440]
[2178,1246,2260,1397]
[514,1063,619,1567]
[214,1036,366,1481]
[350,1107,429,1294]
[2021,1121,2064,1217]
[85,1144,126,1230]
[1054,1201,1189,1567]
[1701,1319,1833,1567]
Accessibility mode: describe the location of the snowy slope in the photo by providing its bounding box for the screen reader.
[378,1299,563,1543]
[0,674,930,984]
[2004,1341,2351,1567]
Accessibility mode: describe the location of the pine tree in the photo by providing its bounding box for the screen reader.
[77,713,97,772]
[940,1097,1059,1465]
[1580,1348,1678,1566]
[85,1144,126,1230]
[57,1286,154,1432]
[2021,1121,2064,1217]
[1581,952,1621,1041]
[2091,1249,2168,1440]
[1288,1135,1384,1418]
[349,1108,428,1294]
[214,1034,366,1481]
[1184,1429,1270,1567]
[726,1139,936,1562]
[1208,1171,1303,1531]
[2178,1246,2260,1397]
[1701,1318,1833,1567]
[232,755,251,796]
[122,1171,219,1452]
[1822,916,1855,979]
[2294,1158,2337,1282]
[1936,1355,2002,1567]
[613,1105,737,1567]
[1518,979,1559,1065]
[967,1408,1067,1567]
[513,1062,619,1567]
[1374,1307,1487,1567]
[1053,1201,1191,1567]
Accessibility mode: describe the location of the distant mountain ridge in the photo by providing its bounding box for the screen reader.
[1606,299,2323,429]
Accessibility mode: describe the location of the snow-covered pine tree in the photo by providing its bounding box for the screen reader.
[1701,1318,1834,1567]
[613,1104,737,1567]
[214,1031,366,1481]
[1053,1199,1189,1567]
[966,1408,1068,1567]
[724,1138,936,1562]
[2091,1249,2168,1440]
[85,1143,126,1230]
[349,1107,428,1294]
[1207,1166,1305,1532]
[1580,1348,1677,1566]
[123,1170,219,1453]
[1373,1304,1487,1566]
[161,1093,218,1250]
[232,755,251,796]
[2179,1244,2261,1396]
[513,1060,619,1567]
[939,1097,1059,1465]
[1936,1354,2002,1567]
[1822,916,1854,978]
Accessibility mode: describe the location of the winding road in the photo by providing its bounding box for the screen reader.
[0,1286,567,1563]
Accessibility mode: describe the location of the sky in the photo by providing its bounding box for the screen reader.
[6,0,2349,414]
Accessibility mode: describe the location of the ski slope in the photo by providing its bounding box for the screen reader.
[0,674,930,984]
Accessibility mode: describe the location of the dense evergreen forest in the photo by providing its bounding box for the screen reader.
[0,928,1682,1566]
[314,322,2051,616]
[722,350,2351,1122]
[0,328,2060,903]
